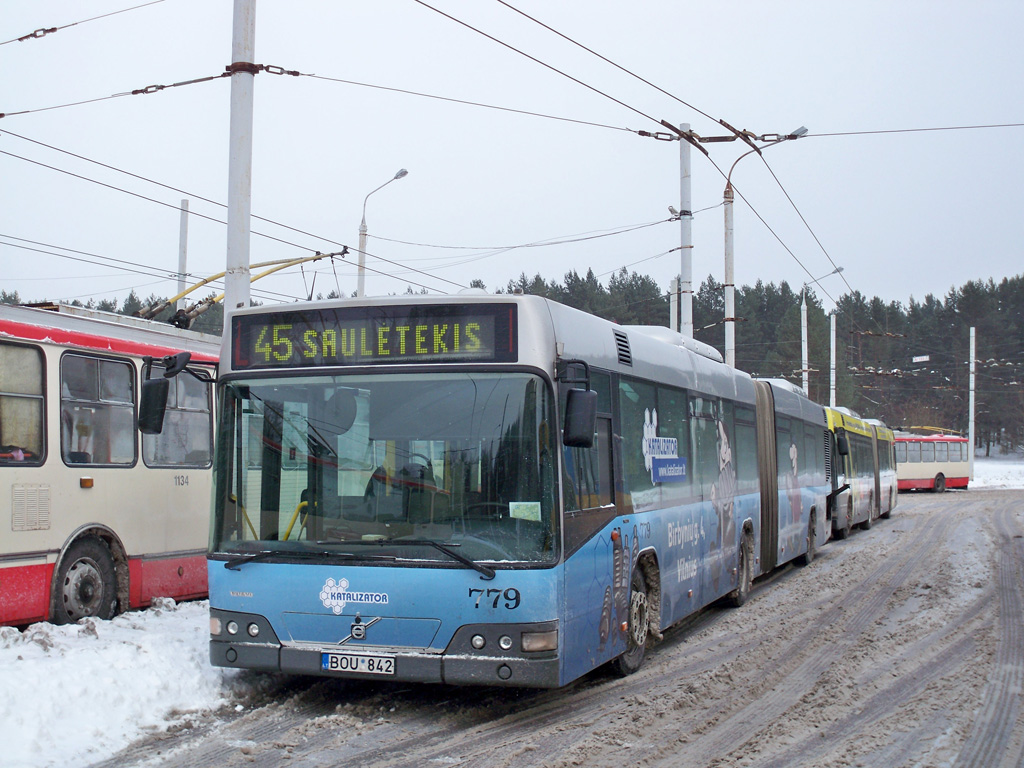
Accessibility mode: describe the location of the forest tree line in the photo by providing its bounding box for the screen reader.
[4,267,1023,451]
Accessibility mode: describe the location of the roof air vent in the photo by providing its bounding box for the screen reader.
[613,329,632,367]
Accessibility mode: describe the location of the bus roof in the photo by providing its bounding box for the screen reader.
[225,294,765,406]
[894,433,968,442]
[0,303,221,362]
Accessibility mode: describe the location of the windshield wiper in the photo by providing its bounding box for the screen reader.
[222,548,395,571]
[320,538,496,580]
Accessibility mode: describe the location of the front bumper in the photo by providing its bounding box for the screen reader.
[210,608,561,688]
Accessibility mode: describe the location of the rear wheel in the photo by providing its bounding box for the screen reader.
[726,534,753,607]
[53,537,117,624]
[797,515,816,566]
[612,568,649,676]
[933,474,946,493]
[834,503,852,540]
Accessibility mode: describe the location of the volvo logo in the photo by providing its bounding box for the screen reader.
[339,615,382,644]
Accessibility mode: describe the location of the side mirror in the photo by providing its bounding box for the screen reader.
[836,430,850,456]
[563,389,597,448]
[139,378,169,434]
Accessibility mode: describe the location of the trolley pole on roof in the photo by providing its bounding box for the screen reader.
[224,0,257,333]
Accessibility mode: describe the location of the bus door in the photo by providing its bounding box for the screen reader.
[560,370,622,680]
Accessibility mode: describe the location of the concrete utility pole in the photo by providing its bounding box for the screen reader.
[969,326,976,480]
[830,312,837,407]
[679,123,693,340]
[177,199,189,310]
[801,291,809,394]
[224,0,257,333]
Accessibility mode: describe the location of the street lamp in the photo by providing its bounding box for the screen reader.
[723,127,808,367]
[801,266,844,395]
[357,168,408,298]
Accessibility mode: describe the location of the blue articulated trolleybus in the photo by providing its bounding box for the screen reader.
[196,295,828,688]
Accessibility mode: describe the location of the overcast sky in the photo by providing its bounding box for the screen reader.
[2,0,1022,318]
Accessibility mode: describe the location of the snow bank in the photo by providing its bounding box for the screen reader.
[970,454,1024,489]
[1,458,1021,767]
[0,599,240,768]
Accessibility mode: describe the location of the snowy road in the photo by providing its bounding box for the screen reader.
[70,488,1024,768]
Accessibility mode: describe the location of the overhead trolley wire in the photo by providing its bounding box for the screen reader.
[493,0,718,124]
[0,133,466,293]
[304,74,636,134]
[0,0,166,46]
[410,0,666,131]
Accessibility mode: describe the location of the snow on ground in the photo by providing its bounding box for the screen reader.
[1,457,1023,768]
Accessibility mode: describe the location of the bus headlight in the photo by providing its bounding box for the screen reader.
[226,620,239,635]
[210,617,223,636]
[471,634,486,649]
[521,630,558,652]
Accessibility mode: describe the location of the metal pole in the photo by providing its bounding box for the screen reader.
[177,199,189,310]
[830,312,837,407]
[357,219,368,299]
[801,291,809,394]
[357,169,408,298]
[669,277,679,332]
[224,0,256,331]
[724,182,735,366]
[969,326,976,480]
[679,123,693,340]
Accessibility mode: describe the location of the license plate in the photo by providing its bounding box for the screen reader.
[321,651,395,676]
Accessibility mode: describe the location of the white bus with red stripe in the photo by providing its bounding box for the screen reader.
[1,303,218,626]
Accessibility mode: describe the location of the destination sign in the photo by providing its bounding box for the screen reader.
[231,304,517,369]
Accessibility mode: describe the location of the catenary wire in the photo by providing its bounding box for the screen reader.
[0,133,467,292]
[304,74,637,134]
[410,0,666,130]
[0,0,165,46]
[493,0,718,124]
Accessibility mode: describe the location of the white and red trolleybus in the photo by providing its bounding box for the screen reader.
[894,432,970,492]
[0,303,218,626]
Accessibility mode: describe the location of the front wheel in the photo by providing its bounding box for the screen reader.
[933,474,946,493]
[53,537,118,624]
[612,568,649,676]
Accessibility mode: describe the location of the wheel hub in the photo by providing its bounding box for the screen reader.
[62,557,103,620]
[628,590,649,645]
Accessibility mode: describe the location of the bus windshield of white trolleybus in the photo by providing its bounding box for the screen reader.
[211,372,559,570]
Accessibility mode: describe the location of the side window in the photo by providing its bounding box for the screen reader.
[907,442,921,463]
[935,442,948,462]
[618,378,692,512]
[689,395,719,498]
[143,366,213,467]
[656,386,690,505]
[61,354,136,466]
[0,342,45,465]
[618,379,658,510]
[804,424,821,481]
[921,441,936,463]
[734,405,758,491]
[895,442,907,463]
[776,417,796,479]
[561,418,613,513]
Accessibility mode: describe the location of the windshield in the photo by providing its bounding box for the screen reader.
[211,372,558,566]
